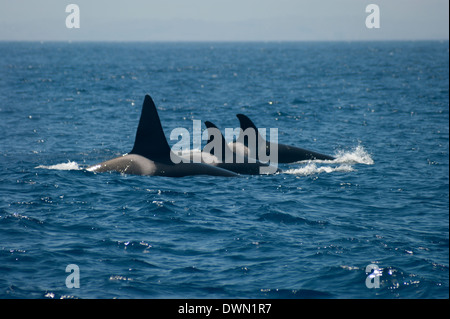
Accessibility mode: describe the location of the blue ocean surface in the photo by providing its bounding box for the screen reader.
[0,41,448,299]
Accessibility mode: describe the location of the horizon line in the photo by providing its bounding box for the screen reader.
[0,39,448,43]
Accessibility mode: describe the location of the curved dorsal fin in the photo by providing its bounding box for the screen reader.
[236,113,266,145]
[204,121,228,161]
[129,95,172,163]
[236,114,266,142]
[236,114,258,132]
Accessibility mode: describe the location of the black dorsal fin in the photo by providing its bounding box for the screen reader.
[236,113,266,146]
[129,95,172,163]
[204,121,228,161]
[236,114,272,161]
[236,113,265,141]
[236,114,258,132]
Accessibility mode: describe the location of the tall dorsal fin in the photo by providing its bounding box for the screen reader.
[236,114,258,132]
[129,95,172,163]
[236,114,265,141]
[236,114,274,161]
[204,121,228,161]
[236,114,266,145]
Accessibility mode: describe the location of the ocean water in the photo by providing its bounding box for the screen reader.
[0,41,448,299]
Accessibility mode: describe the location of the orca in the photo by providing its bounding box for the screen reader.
[234,114,335,163]
[187,121,280,175]
[87,95,238,177]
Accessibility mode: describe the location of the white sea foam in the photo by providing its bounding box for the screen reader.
[284,163,355,176]
[284,145,373,176]
[334,145,374,165]
[36,161,82,171]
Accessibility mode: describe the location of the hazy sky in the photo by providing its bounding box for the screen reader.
[0,0,448,41]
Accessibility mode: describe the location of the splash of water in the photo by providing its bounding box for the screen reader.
[284,145,373,176]
[334,145,374,165]
[284,163,355,176]
[35,161,82,171]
